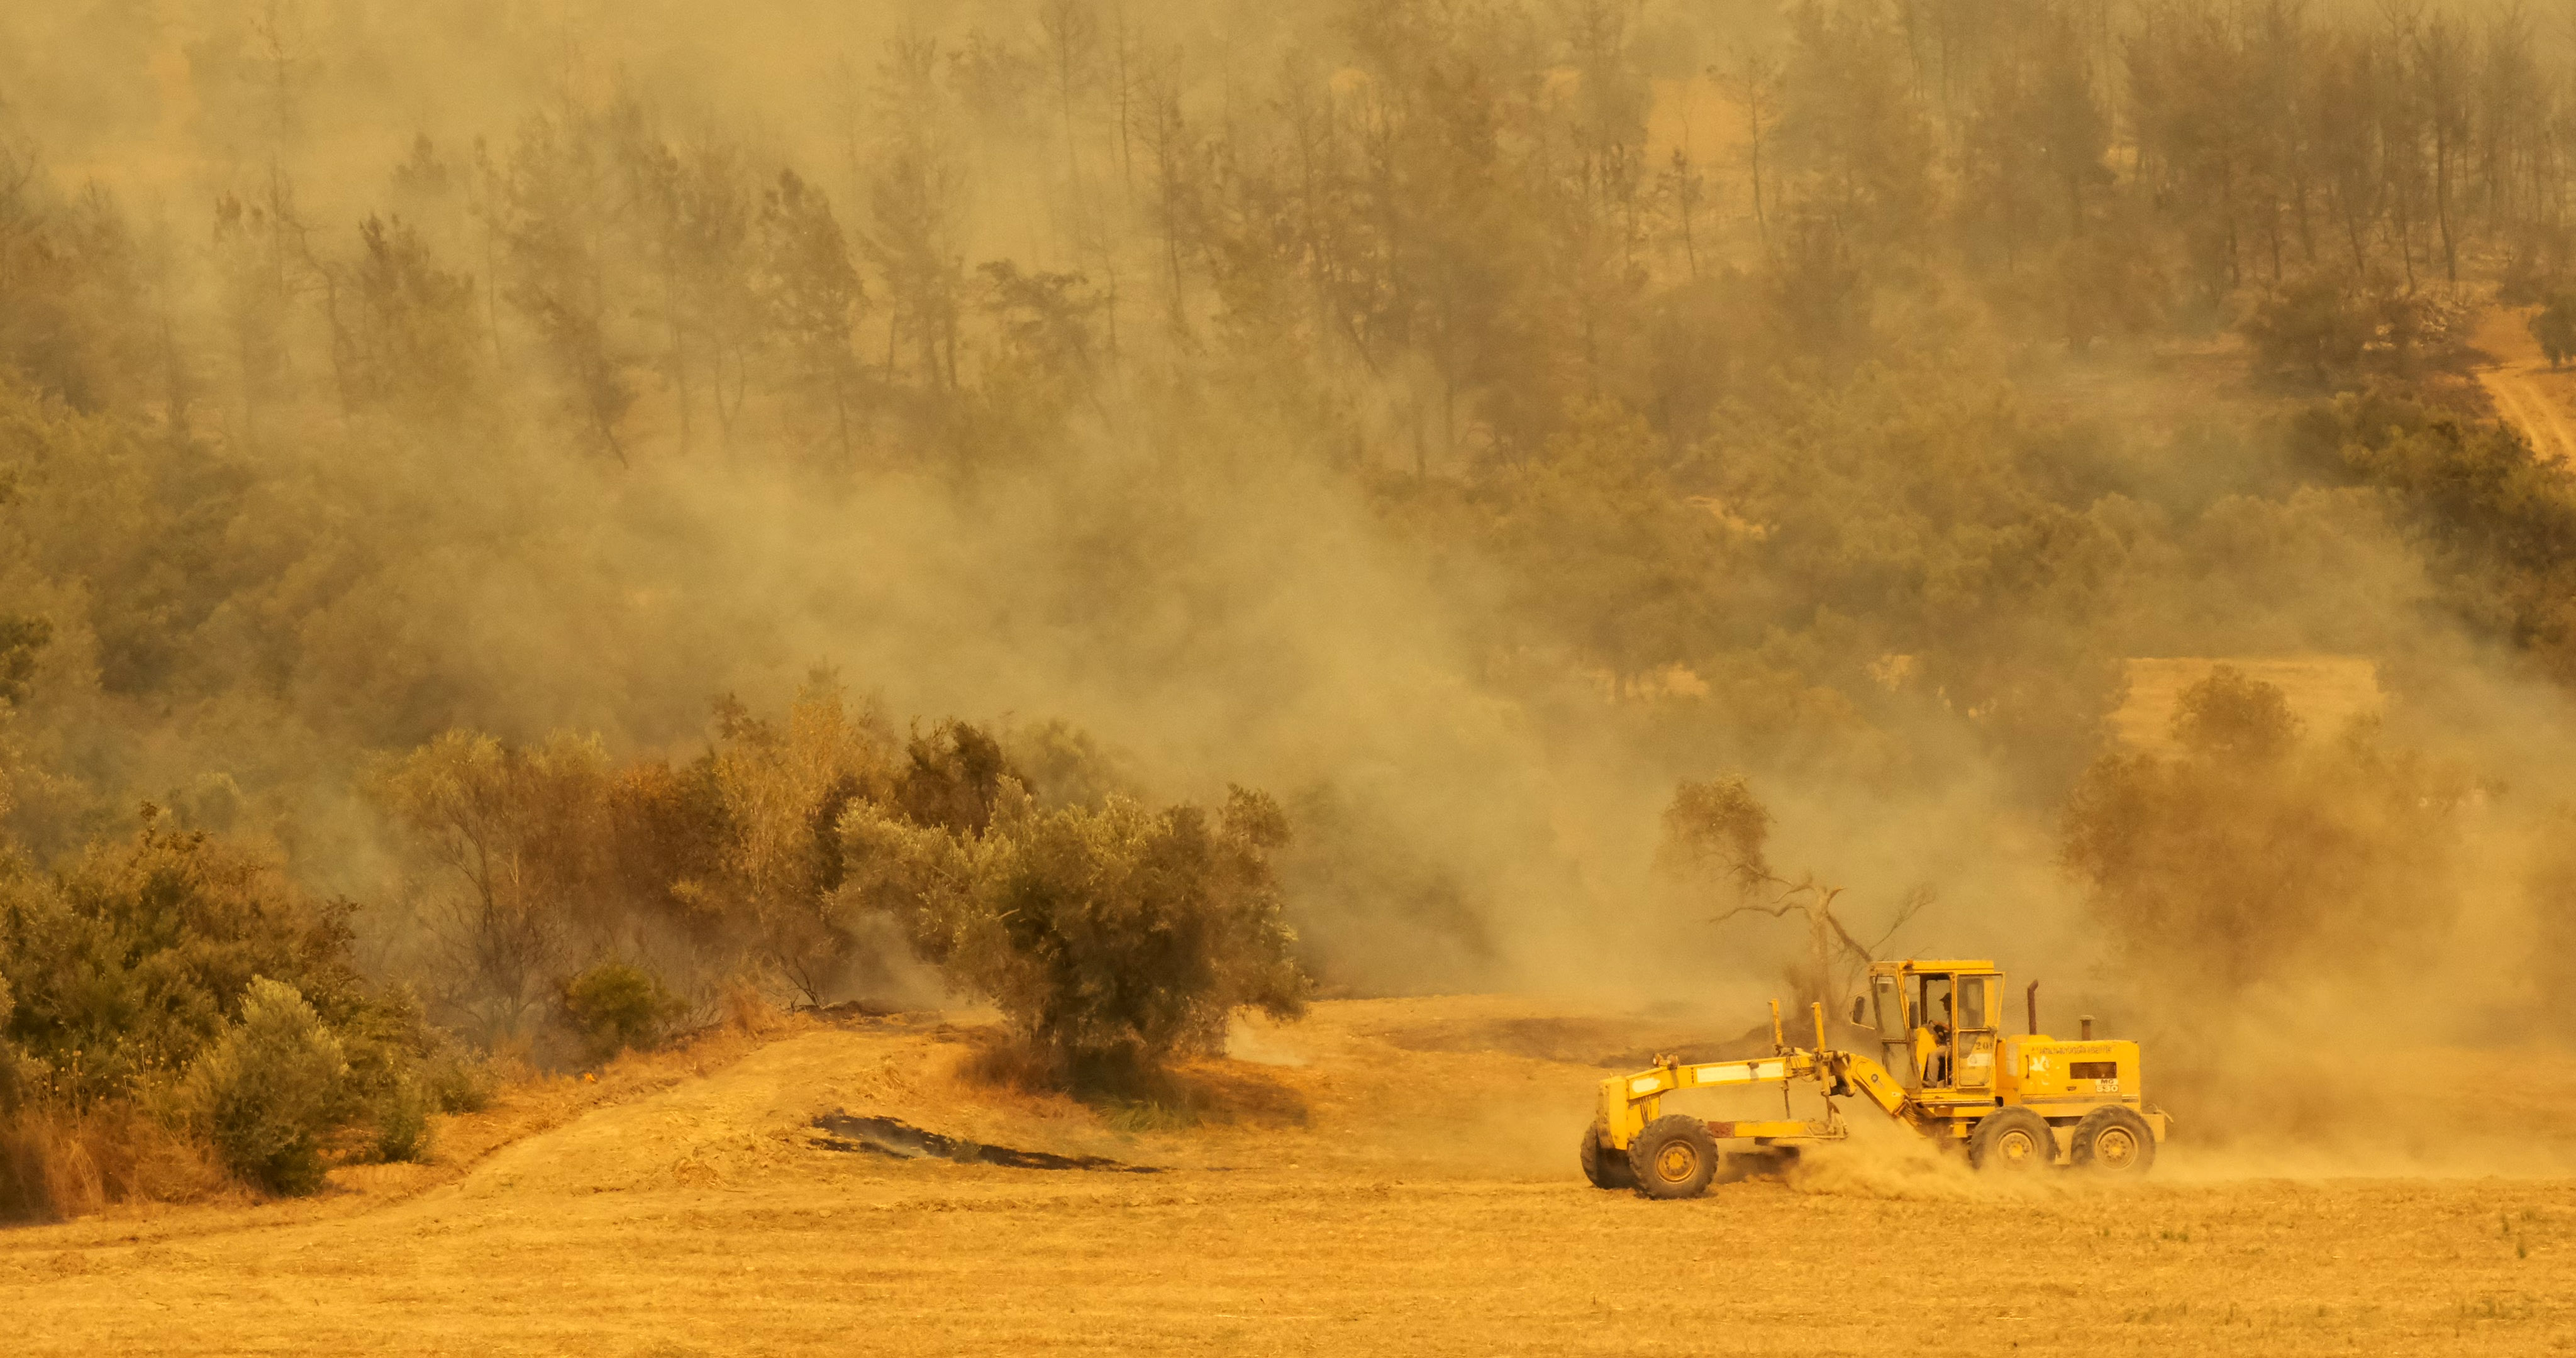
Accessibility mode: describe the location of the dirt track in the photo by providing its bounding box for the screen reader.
[2475,306,2576,463]
[6,998,2574,1355]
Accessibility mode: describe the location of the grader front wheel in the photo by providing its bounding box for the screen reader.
[1626,1115,1719,1199]
[1579,1127,1635,1190]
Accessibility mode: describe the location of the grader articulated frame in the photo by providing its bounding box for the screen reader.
[1579,958,2171,1199]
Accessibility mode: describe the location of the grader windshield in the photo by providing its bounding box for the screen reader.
[1938,973,1997,1090]
[1861,963,2004,1093]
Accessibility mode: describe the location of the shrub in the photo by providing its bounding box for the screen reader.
[2061,670,2462,995]
[2534,294,2576,368]
[368,731,616,1041]
[694,683,902,1003]
[0,814,372,1105]
[178,978,352,1196]
[0,969,16,1111]
[893,719,1014,833]
[560,961,686,1064]
[368,1074,435,1163]
[414,1042,496,1114]
[2296,390,2576,683]
[2243,275,2367,381]
[843,781,1308,1092]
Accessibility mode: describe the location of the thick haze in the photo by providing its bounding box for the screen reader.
[4,0,2576,1138]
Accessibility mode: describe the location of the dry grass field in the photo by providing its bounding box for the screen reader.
[5,996,2573,1357]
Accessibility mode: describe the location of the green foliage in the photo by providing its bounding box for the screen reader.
[414,1044,496,1115]
[345,214,483,416]
[893,719,1016,834]
[844,782,1309,1091]
[0,816,444,1194]
[368,1073,435,1164]
[2063,671,2462,994]
[0,970,23,1114]
[689,683,902,1004]
[2169,665,2301,762]
[2299,390,2576,680]
[0,812,370,1103]
[0,615,49,707]
[1657,777,1774,891]
[560,961,686,1064]
[2243,277,2368,382]
[365,687,1063,1029]
[177,978,352,1196]
[2533,296,2576,368]
[368,732,616,1039]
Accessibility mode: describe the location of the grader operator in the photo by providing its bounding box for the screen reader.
[1578,958,2170,1199]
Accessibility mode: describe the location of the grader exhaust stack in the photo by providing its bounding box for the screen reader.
[1578,958,2171,1199]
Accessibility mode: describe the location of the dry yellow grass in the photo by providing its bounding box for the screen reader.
[4,996,2572,1355]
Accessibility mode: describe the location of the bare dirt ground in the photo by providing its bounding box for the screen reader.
[2475,306,2576,463]
[6,995,2575,1356]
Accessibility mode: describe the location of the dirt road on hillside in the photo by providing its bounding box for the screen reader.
[2476,306,2576,463]
[6,998,2575,1356]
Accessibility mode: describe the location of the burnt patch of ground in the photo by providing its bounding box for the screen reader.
[809,1113,1163,1173]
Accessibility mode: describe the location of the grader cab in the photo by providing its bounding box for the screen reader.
[1579,958,2170,1199]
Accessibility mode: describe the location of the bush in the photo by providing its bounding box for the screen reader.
[369,1074,435,1163]
[2532,294,2576,368]
[415,1042,497,1114]
[2297,390,2576,683]
[0,819,435,1208]
[367,731,617,1041]
[178,978,352,1196]
[2061,668,2462,995]
[560,961,686,1064]
[0,969,18,1112]
[2243,276,2367,381]
[0,814,375,1105]
[844,781,1308,1092]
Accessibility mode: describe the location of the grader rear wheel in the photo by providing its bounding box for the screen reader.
[1625,1115,1719,1199]
[1967,1107,2055,1171]
[2069,1106,2157,1175]
[1579,1126,1635,1190]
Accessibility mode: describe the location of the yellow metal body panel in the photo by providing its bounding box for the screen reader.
[2000,1036,2141,1105]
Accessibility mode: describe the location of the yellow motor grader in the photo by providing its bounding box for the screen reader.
[1579,958,2171,1198]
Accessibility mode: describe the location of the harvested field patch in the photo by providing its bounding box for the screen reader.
[5,997,2574,1355]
